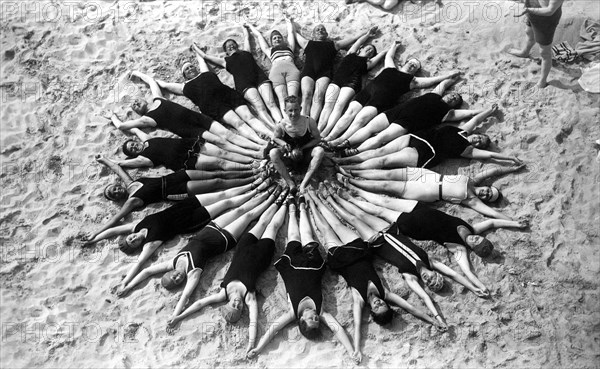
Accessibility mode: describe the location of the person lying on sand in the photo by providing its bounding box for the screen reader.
[328,75,465,152]
[93,154,271,243]
[337,164,525,220]
[114,71,262,152]
[247,199,358,363]
[306,187,445,361]
[166,200,288,353]
[294,23,374,120]
[109,186,285,321]
[197,26,282,126]
[509,0,564,88]
[336,104,522,169]
[113,125,264,172]
[322,41,459,144]
[346,0,401,12]
[154,44,272,142]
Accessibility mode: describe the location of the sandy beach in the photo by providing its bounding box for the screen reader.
[1,0,599,368]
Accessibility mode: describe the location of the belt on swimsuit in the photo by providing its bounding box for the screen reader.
[438,174,444,201]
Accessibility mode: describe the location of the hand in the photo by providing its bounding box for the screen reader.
[511,156,523,165]
[513,162,526,171]
[95,154,104,162]
[352,350,363,364]
[517,216,530,228]
[473,286,490,298]
[246,349,258,359]
[434,316,448,332]
[245,342,254,354]
[490,103,499,114]
[515,7,528,17]
[116,284,130,298]
[448,70,461,79]
[166,318,179,334]
[80,232,96,246]
[367,26,378,37]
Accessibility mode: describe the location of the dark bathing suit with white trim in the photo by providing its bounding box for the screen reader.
[173,222,237,273]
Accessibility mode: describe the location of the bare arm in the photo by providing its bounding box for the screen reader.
[171,269,203,319]
[127,127,152,142]
[443,109,480,122]
[347,27,377,54]
[464,149,522,164]
[116,157,154,169]
[119,260,172,294]
[385,290,439,327]
[294,29,309,50]
[366,51,386,70]
[287,18,297,50]
[320,311,357,360]
[246,292,259,352]
[130,71,164,98]
[242,25,251,52]
[403,274,446,328]
[351,289,364,361]
[472,218,527,234]
[464,197,513,221]
[168,288,227,326]
[91,199,142,239]
[247,310,295,358]
[111,113,156,131]
[431,75,460,96]
[411,71,460,90]
[430,259,487,297]
[96,155,134,184]
[198,49,227,68]
[247,24,272,57]
[155,79,185,95]
[384,42,400,69]
[472,164,525,184]
[86,224,134,245]
[119,241,163,291]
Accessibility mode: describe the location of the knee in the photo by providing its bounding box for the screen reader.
[311,146,325,158]
[540,46,552,59]
[270,147,283,161]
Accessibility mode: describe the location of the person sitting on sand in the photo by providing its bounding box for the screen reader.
[113,71,262,153]
[332,189,527,293]
[336,104,523,170]
[306,187,446,360]
[337,164,526,220]
[269,96,325,194]
[247,199,358,362]
[114,125,263,172]
[328,75,464,152]
[195,26,282,126]
[166,199,288,352]
[318,28,386,137]
[246,19,301,113]
[93,154,271,242]
[109,186,285,322]
[509,0,564,88]
[154,44,272,142]
[294,24,374,120]
[322,41,459,144]
[315,182,491,297]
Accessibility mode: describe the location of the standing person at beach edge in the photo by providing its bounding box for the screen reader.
[509,0,564,88]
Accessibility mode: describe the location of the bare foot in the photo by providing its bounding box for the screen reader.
[507,48,530,58]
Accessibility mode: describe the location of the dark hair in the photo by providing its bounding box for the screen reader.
[270,30,283,44]
[362,44,377,57]
[476,134,491,149]
[370,304,394,326]
[471,237,494,258]
[118,236,142,255]
[284,95,299,105]
[444,92,463,108]
[222,39,238,52]
[122,139,139,158]
[298,317,321,340]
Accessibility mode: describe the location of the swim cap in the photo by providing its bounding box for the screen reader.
[489,186,500,202]
[118,236,141,255]
[426,271,444,292]
[471,237,494,258]
[221,304,243,323]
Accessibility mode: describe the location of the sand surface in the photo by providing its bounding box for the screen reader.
[1,0,599,368]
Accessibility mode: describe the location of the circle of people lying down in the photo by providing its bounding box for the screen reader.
[85,21,529,363]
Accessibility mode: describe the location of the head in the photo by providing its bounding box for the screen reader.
[476,186,501,203]
[270,30,284,46]
[103,183,128,202]
[181,62,199,80]
[312,24,328,41]
[222,39,239,56]
[161,269,186,290]
[419,266,444,292]
[466,235,494,258]
[221,294,244,323]
[441,92,463,108]
[284,95,301,120]
[467,133,491,149]
[131,97,149,115]
[118,231,146,255]
[298,308,321,340]
[357,44,377,58]
[369,295,393,326]
[400,58,421,75]
[122,139,144,157]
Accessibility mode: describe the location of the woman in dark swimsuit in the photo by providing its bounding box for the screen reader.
[337,104,522,170]
[166,200,288,352]
[306,188,445,360]
[247,199,357,362]
[113,125,264,172]
[154,46,271,143]
[196,26,282,126]
[92,155,271,242]
[112,71,262,152]
[318,27,385,137]
[108,185,286,322]
[294,24,366,120]
[247,20,301,114]
[324,42,459,144]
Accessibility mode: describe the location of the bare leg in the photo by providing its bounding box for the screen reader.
[324,101,363,141]
[287,79,300,101]
[310,76,331,121]
[334,135,411,165]
[186,169,255,181]
[195,154,251,171]
[222,110,266,144]
[342,113,391,148]
[341,193,401,223]
[306,189,360,244]
[337,174,407,198]
[204,188,260,218]
[342,181,418,213]
[256,202,288,240]
[299,146,325,194]
[247,202,280,238]
[318,84,341,132]
[259,83,283,123]
[508,25,535,57]
[244,87,276,128]
[221,190,278,239]
[356,124,408,152]
[194,177,270,205]
[539,44,552,88]
[202,129,262,158]
[187,177,255,195]
[200,142,254,164]
[269,148,296,191]
[322,87,357,138]
[287,202,300,242]
[273,84,288,113]
[341,148,418,170]
[306,196,343,249]
[234,105,273,138]
[329,106,379,146]
[300,76,315,116]
[208,122,263,151]
[299,201,317,245]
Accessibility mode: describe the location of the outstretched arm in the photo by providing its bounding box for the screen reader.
[170,269,203,319]
[464,197,513,221]
[168,288,227,327]
[195,47,226,68]
[351,290,364,362]
[385,290,440,327]
[384,42,400,69]
[155,79,185,95]
[320,311,358,362]
[115,157,154,169]
[86,224,134,245]
[472,218,528,234]
[246,292,259,352]
[247,310,295,358]
[130,71,164,98]
[366,51,386,70]
[472,164,525,184]
[119,260,172,295]
[246,24,271,57]
[403,274,446,329]
[294,26,309,50]
[90,199,142,240]
[110,112,156,131]
[287,18,298,50]
[118,241,163,295]
[242,25,251,52]
[96,155,133,185]
[464,149,522,165]
[412,71,460,90]
[347,26,377,54]
[431,75,460,96]
[430,259,488,297]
